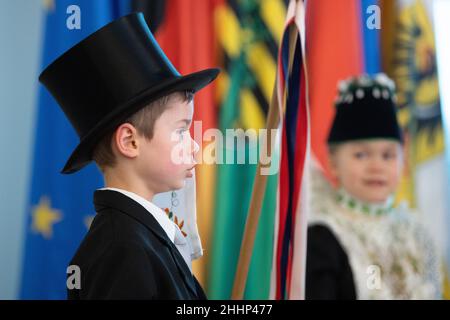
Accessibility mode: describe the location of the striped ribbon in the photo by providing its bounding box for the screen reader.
[271,0,310,300]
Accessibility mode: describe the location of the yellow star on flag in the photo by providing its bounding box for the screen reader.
[31,196,62,239]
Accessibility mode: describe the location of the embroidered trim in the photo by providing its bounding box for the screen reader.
[336,188,394,217]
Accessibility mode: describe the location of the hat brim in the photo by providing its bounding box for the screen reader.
[61,68,219,174]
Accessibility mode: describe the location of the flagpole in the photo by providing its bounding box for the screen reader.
[231,81,280,300]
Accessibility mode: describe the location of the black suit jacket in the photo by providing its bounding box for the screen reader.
[305,225,357,300]
[68,189,206,300]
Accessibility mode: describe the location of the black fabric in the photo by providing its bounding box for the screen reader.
[68,189,206,300]
[305,224,357,300]
[327,88,403,144]
[39,12,219,174]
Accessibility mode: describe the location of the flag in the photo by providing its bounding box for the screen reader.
[381,0,448,298]
[361,0,382,74]
[20,0,130,299]
[305,0,364,182]
[266,0,310,300]
[208,0,286,299]
[275,0,369,299]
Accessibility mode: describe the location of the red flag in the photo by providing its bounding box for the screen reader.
[306,0,364,182]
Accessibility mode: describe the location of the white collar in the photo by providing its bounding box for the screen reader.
[99,187,176,242]
[336,188,394,216]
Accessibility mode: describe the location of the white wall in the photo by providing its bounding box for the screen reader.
[0,0,44,299]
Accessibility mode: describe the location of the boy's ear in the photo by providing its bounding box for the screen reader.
[113,123,139,158]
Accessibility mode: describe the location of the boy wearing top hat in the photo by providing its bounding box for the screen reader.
[305,74,442,299]
[39,13,219,299]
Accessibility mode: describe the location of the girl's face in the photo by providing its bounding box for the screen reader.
[329,140,403,203]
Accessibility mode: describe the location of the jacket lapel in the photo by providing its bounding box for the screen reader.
[93,189,198,297]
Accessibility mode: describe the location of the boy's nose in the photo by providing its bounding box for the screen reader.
[368,157,384,172]
[191,138,200,157]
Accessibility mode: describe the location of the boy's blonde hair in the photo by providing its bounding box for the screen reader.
[92,91,193,172]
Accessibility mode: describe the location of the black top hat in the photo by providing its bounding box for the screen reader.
[39,12,219,174]
[327,73,403,144]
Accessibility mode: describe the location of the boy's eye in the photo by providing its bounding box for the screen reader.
[177,128,188,140]
[383,152,396,160]
[354,151,368,159]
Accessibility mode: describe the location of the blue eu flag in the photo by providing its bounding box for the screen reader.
[20,0,130,299]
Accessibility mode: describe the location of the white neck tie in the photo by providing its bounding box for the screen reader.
[173,224,192,273]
